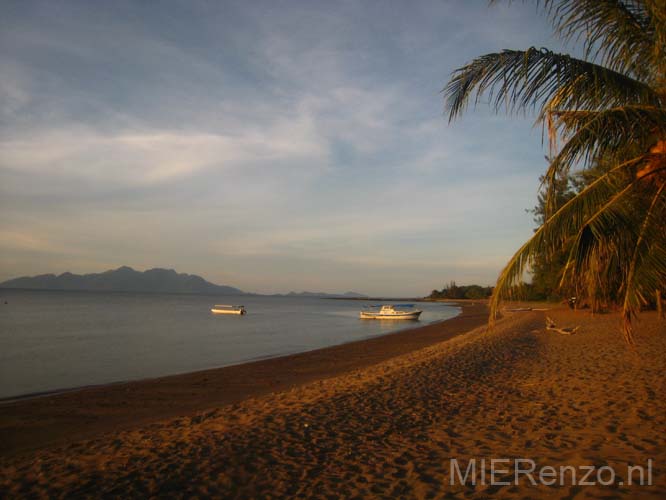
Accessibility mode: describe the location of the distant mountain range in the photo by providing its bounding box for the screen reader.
[0,267,369,298]
[0,266,243,295]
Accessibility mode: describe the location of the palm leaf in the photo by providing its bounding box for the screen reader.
[543,0,658,81]
[622,182,666,344]
[551,106,666,170]
[540,106,666,213]
[444,48,659,123]
[490,1,663,81]
[488,155,649,322]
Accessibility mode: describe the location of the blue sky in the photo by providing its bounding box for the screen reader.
[1,1,569,295]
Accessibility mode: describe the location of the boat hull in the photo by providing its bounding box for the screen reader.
[211,308,245,315]
[359,310,422,320]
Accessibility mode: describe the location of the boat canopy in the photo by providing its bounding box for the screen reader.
[363,303,415,309]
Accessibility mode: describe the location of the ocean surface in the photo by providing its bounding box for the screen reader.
[0,290,459,399]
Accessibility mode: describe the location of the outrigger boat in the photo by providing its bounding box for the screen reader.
[359,304,422,320]
[211,304,246,315]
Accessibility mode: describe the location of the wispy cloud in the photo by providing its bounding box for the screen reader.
[1,119,327,185]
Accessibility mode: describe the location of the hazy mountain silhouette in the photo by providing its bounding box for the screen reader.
[0,266,243,295]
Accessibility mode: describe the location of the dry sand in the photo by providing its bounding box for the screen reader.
[1,305,665,498]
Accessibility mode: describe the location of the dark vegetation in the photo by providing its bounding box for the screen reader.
[429,281,493,300]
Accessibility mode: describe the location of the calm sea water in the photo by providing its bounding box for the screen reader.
[0,290,459,399]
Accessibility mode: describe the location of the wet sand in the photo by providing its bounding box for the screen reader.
[1,304,665,498]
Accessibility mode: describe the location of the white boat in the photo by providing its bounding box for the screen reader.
[211,304,246,315]
[359,304,422,320]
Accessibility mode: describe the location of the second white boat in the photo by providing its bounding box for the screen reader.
[359,304,422,320]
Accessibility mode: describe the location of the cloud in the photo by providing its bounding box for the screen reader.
[0,229,74,255]
[1,119,326,186]
[0,61,32,116]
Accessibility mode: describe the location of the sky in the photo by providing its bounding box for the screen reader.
[0,0,570,296]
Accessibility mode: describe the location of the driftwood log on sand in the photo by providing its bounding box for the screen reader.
[546,316,580,335]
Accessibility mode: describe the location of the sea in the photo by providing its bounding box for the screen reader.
[0,290,459,399]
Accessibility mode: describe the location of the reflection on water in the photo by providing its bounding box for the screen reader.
[0,290,459,398]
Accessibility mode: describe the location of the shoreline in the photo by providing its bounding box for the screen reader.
[0,301,488,457]
[0,300,461,405]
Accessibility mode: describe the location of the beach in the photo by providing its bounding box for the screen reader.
[1,303,665,498]
[0,301,484,457]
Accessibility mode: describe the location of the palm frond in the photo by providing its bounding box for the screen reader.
[541,116,665,216]
[546,106,666,178]
[622,182,666,344]
[490,1,663,81]
[444,48,659,123]
[558,158,666,281]
[555,105,666,150]
[643,1,666,78]
[488,155,648,321]
[559,181,637,285]
[543,0,658,81]
[490,155,657,324]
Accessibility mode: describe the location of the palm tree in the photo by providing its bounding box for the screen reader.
[444,0,666,343]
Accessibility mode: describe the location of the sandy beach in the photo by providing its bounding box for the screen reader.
[1,304,665,498]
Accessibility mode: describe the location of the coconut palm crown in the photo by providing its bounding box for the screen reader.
[444,0,666,343]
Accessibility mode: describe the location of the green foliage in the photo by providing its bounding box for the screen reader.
[444,0,666,344]
[527,164,584,301]
[429,281,493,300]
